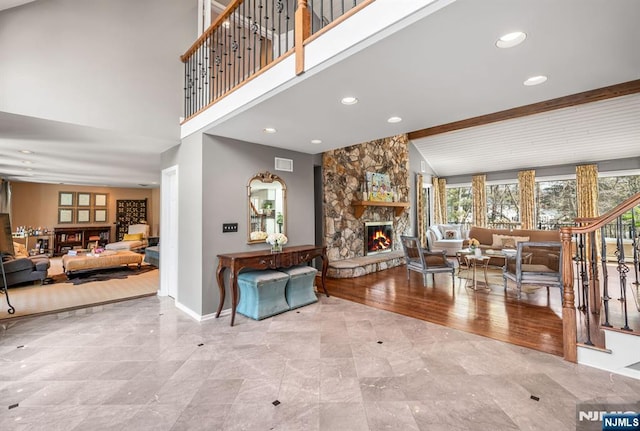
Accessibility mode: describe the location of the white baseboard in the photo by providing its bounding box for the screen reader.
[174,300,229,322]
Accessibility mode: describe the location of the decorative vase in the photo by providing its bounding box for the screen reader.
[271,243,282,253]
[474,248,482,257]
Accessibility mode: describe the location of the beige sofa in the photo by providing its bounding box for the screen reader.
[466,226,561,267]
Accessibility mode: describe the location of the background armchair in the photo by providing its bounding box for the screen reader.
[105,224,150,252]
[502,241,562,298]
[401,235,455,286]
[1,242,49,288]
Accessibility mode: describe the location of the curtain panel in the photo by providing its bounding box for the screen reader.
[518,170,536,229]
[416,174,427,248]
[432,177,446,225]
[576,163,601,305]
[472,174,486,227]
[576,164,599,220]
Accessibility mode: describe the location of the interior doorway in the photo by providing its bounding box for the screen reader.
[160,166,178,299]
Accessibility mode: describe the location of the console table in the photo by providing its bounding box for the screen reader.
[216,245,329,326]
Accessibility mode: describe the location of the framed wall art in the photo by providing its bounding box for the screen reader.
[93,193,108,207]
[58,208,73,223]
[94,209,107,223]
[77,192,91,207]
[59,192,75,207]
[77,209,90,223]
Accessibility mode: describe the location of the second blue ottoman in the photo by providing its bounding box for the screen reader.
[281,265,318,309]
[236,270,290,320]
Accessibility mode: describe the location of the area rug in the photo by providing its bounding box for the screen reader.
[49,265,157,285]
[0,265,159,321]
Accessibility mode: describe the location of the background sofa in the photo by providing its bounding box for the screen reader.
[466,226,561,267]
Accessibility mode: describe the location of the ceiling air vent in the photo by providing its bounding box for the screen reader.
[274,157,293,172]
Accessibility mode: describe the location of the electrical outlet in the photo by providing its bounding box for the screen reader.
[222,223,238,233]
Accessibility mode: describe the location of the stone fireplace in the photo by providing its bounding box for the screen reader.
[365,221,393,256]
[322,134,410,278]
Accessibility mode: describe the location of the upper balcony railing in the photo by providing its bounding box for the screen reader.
[181,0,370,121]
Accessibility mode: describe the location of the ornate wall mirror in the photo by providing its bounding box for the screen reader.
[247,171,287,244]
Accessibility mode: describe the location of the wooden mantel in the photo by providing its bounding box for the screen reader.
[352,201,409,218]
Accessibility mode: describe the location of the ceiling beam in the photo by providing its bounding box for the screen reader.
[407,79,640,140]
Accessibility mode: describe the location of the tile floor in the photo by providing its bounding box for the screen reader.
[1,295,639,430]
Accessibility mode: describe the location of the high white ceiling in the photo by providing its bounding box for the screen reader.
[0,0,34,11]
[1,0,639,187]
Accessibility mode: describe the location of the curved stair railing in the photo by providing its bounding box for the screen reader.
[560,192,640,361]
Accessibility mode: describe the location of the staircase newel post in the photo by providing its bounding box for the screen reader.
[295,0,310,75]
[561,227,578,362]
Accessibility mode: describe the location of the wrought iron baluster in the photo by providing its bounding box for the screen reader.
[309,0,314,34]
[588,231,599,315]
[632,207,639,287]
[579,233,594,345]
[616,216,631,331]
[600,226,612,327]
[285,0,290,52]
[330,0,334,23]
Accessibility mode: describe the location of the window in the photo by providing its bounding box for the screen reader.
[598,174,640,213]
[486,183,519,228]
[536,179,576,229]
[598,173,640,239]
[446,186,472,224]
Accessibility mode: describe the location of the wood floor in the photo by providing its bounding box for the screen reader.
[324,264,565,357]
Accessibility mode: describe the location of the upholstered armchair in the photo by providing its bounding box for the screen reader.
[401,235,455,286]
[105,224,150,252]
[502,241,562,298]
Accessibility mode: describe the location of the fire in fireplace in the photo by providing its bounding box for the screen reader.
[365,221,393,255]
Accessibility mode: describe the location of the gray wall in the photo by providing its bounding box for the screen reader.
[408,141,432,236]
[200,135,315,315]
[175,132,205,315]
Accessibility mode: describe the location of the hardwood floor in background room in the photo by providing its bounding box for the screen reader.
[325,265,565,357]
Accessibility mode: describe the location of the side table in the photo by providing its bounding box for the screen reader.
[456,250,491,291]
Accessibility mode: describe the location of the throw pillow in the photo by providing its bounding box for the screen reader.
[444,230,458,239]
[123,233,143,241]
[13,241,29,257]
[501,238,516,248]
[492,234,530,248]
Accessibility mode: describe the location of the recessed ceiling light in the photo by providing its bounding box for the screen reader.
[19,150,33,154]
[387,116,402,123]
[311,139,322,144]
[341,96,358,105]
[22,160,33,165]
[496,31,526,48]
[25,168,33,171]
[263,127,277,134]
[524,75,548,86]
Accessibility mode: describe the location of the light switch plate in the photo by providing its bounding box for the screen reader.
[222,223,238,233]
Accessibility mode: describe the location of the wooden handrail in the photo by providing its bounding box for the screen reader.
[567,192,640,234]
[180,0,244,62]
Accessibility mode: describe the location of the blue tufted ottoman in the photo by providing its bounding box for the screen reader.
[236,270,290,320]
[280,265,318,309]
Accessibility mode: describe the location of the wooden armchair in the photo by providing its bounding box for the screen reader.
[400,235,455,286]
[502,241,562,298]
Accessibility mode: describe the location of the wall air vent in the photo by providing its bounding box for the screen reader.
[274,157,293,172]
